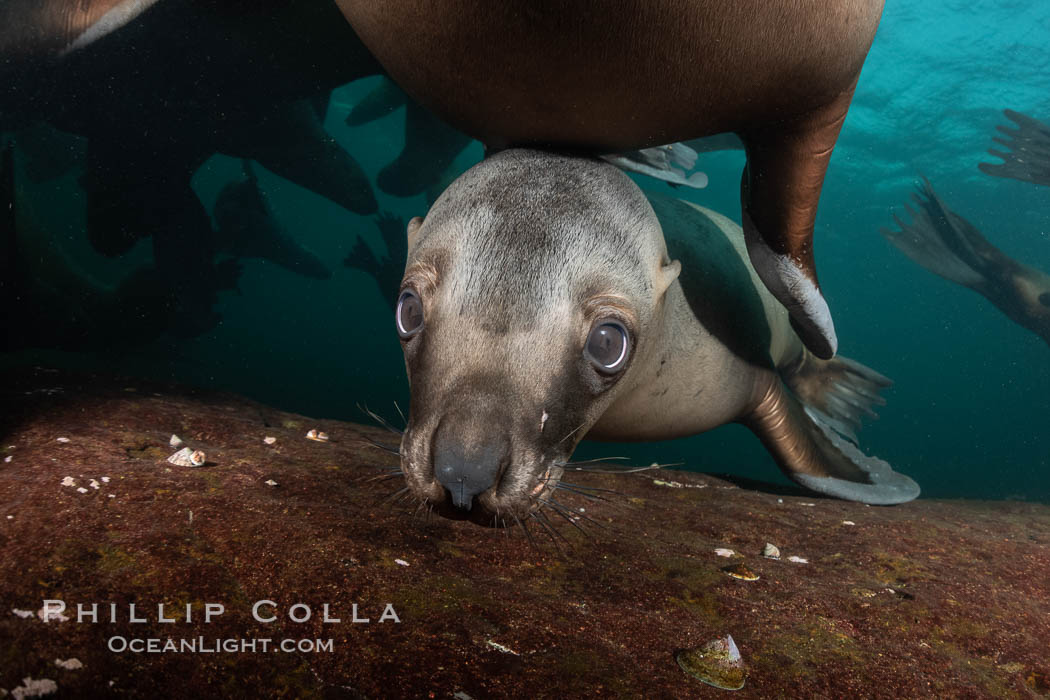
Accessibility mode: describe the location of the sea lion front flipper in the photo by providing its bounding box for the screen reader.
[738,85,859,360]
[345,77,409,127]
[218,99,378,216]
[978,110,1050,188]
[213,162,332,281]
[376,99,472,198]
[744,372,919,505]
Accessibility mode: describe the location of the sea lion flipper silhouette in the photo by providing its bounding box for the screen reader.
[977,110,1050,188]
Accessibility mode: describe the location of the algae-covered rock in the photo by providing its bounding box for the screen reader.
[1,367,1049,698]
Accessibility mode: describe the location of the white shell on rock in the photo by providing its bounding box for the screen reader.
[54,658,83,670]
[169,435,184,448]
[305,429,329,442]
[263,437,277,445]
[762,543,781,560]
[167,447,205,467]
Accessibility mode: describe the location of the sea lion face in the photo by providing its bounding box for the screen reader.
[396,150,678,521]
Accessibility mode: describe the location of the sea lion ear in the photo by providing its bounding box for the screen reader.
[655,259,681,296]
[406,216,424,249]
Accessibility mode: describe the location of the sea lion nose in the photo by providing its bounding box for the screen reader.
[433,428,510,511]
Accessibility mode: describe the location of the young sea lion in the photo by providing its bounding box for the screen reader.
[393,150,919,520]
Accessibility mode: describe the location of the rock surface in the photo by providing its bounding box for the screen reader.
[1,367,1048,698]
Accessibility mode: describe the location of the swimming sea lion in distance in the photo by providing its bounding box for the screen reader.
[336,0,888,359]
[393,150,919,521]
[883,178,1050,347]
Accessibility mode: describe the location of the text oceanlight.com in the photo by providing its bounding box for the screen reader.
[107,637,335,654]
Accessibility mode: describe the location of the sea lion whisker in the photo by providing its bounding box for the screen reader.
[556,457,630,466]
[512,513,537,549]
[551,483,612,503]
[557,421,586,445]
[392,401,408,428]
[536,497,592,538]
[530,510,568,551]
[360,472,405,485]
[540,496,608,529]
[376,486,412,508]
[549,479,624,496]
[358,436,402,456]
[566,466,651,474]
[356,403,404,435]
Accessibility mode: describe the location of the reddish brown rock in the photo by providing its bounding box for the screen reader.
[1,368,1048,698]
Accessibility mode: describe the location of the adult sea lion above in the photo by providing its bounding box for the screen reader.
[336,0,887,359]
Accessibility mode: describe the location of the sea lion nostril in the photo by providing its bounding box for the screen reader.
[433,423,511,511]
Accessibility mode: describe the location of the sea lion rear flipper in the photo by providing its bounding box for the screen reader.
[745,372,919,505]
[881,178,994,291]
[738,85,860,360]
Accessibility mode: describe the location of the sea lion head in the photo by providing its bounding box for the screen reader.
[395,149,680,521]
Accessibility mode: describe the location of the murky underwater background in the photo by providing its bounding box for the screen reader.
[3,1,1048,501]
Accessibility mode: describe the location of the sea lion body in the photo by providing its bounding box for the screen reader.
[396,150,919,520]
[338,0,887,358]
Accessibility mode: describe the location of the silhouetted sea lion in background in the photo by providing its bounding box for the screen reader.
[394,150,918,520]
[1,140,182,351]
[337,0,888,359]
[882,111,1050,347]
[883,184,1050,346]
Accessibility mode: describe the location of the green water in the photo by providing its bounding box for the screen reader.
[4,2,1049,502]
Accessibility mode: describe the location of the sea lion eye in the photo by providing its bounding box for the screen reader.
[585,320,629,372]
[396,290,424,338]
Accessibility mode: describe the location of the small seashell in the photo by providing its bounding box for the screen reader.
[9,677,58,698]
[395,558,409,567]
[56,437,70,443]
[101,476,110,483]
[714,548,736,558]
[4,455,11,463]
[305,429,330,442]
[61,477,75,487]
[167,447,205,467]
[722,563,760,581]
[89,479,100,490]
[54,657,84,670]
[263,436,277,445]
[787,555,808,564]
[842,520,855,526]
[762,543,781,560]
[169,434,184,448]
[676,635,746,690]
[264,479,278,487]
[76,487,89,494]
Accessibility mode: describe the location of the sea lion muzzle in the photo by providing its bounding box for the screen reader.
[431,412,512,511]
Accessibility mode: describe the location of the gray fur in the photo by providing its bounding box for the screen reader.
[418,150,662,329]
